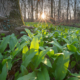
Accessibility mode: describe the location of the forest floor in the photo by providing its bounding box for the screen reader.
[0,22,80,80]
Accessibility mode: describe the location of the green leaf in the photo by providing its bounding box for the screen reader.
[0,64,8,80]
[12,42,28,58]
[66,77,79,80]
[50,39,63,51]
[22,46,28,54]
[47,49,54,57]
[20,65,28,75]
[62,38,70,44]
[17,72,36,80]
[0,53,3,60]
[71,61,76,68]
[42,58,52,68]
[39,46,45,50]
[37,67,50,80]
[52,51,70,80]
[21,35,31,41]
[70,72,80,78]
[22,51,37,67]
[2,56,12,65]
[25,29,33,38]
[9,34,18,51]
[6,60,12,70]
[33,49,49,69]
[20,31,26,34]
[30,36,39,51]
[67,44,77,52]
[0,35,10,53]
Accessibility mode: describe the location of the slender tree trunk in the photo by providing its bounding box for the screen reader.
[28,12,29,20]
[24,4,26,21]
[70,12,71,21]
[51,0,53,18]
[58,0,61,22]
[31,0,33,21]
[42,0,43,11]
[67,0,69,22]
[54,1,55,21]
[28,0,31,20]
[36,0,38,19]
[74,0,76,21]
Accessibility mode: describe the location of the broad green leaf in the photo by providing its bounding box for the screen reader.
[6,60,12,70]
[47,49,54,57]
[36,33,42,42]
[62,38,70,44]
[42,58,52,68]
[2,56,12,65]
[0,63,2,74]
[70,72,80,78]
[12,42,28,58]
[72,33,77,39]
[0,60,12,80]
[25,29,33,38]
[22,46,28,54]
[17,72,36,80]
[52,46,58,53]
[30,36,39,51]
[51,39,63,51]
[20,65,28,75]
[15,71,19,80]
[66,77,79,80]
[0,53,3,60]
[0,64,7,80]
[22,52,37,67]
[37,67,50,80]
[21,35,31,41]
[39,46,45,50]
[0,35,10,53]
[67,44,77,52]
[20,31,26,34]
[9,34,18,51]
[52,51,70,80]
[33,49,49,69]
[39,41,44,46]
[2,56,12,71]
[71,61,76,68]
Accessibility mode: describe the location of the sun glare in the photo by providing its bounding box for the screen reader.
[41,13,46,19]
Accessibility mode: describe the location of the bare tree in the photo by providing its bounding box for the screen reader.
[23,0,27,21]
[36,0,39,19]
[31,0,33,21]
[67,0,69,22]
[54,1,55,21]
[51,0,53,18]
[74,0,77,21]
[58,0,61,22]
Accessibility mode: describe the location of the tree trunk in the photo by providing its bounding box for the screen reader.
[51,0,55,23]
[42,0,43,12]
[74,0,76,21]
[67,0,69,22]
[51,0,53,18]
[24,3,26,21]
[54,1,55,21]
[0,0,23,30]
[58,0,61,22]
[36,0,38,19]
[31,0,33,21]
